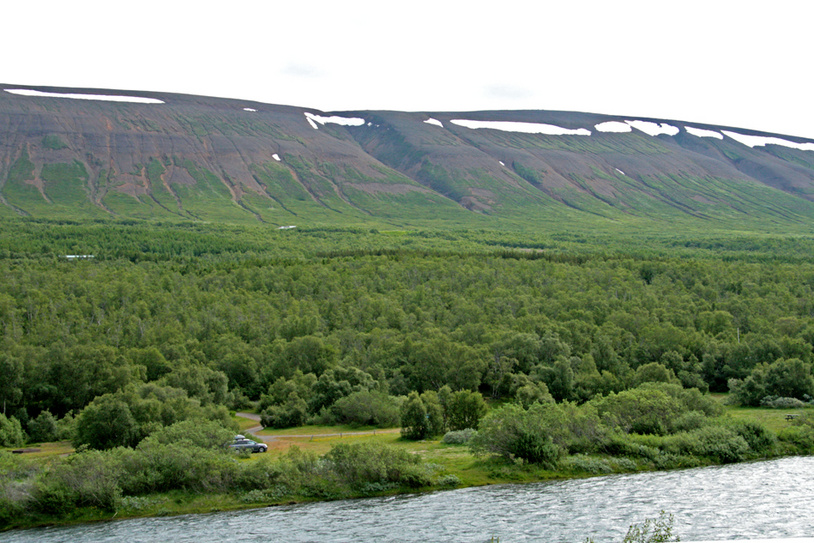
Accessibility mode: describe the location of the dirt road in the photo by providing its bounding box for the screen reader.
[235,412,400,443]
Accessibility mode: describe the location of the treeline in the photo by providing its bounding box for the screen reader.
[4,219,814,263]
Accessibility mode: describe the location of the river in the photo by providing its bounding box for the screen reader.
[3,456,813,543]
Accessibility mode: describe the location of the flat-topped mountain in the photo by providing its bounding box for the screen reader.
[2,84,814,231]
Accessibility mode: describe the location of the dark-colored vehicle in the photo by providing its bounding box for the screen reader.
[228,435,267,453]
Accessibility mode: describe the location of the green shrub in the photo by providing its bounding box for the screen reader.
[692,426,749,463]
[591,387,683,436]
[515,382,555,408]
[603,436,660,460]
[609,457,638,471]
[236,456,290,490]
[671,411,708,433]
[74,384,235,450]
[436,474,461,487]
[777,413,814,453]
[651,424,750,463]
[0,415,25,448]
[445,390,487,431]
[674,386,723,417]
[298,476,343,499]
[0,453,36,524]
[652,453,702,470]
[141,419,235,450]
[470,403,563,465]
[357,481,398,495]
[32,480,75,515]
[399,466,433,488]
[324,442,426,489]
[586,512,681,543]
[280,446,322,477]
[118,495,157,511]
[731,420,776,455]
[730,358,814,406]
[563,455,613,474]
[265,484,292,500]
[34,450,123,513]
[240,489,270,503]
[777,425,814,452]
[442,428,477,444]
[657,431,700,456]
[118,442,239,494]
[760,396,807,409]
[633,363,680,387]
[56,412,77,441]
[591,384,721,437]
[329,390,401,427]
[260,394,308,429]
[0,451,35,482]
[560,402,608,453]
[400,391,443,440]
[27,411,59,443]
[74,395,140,450]
[511,431,561,464]
[0,490,27,525]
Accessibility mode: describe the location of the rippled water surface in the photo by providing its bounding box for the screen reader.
[3,456,813,543]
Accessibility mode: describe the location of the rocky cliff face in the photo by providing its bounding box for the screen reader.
[2,84,814,229]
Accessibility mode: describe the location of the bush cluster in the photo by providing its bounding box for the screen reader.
[0,422,441,529]
[728,358,814,407]
[760,396,808,409]
[401,388,487,440]
[471,383,780,467]
[777,412,814,453]
[0,415,24,448]
[325,442,432,490]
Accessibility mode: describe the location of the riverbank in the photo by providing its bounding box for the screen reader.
[2,412,809,533]
[5,452,814,542]
[3,399,813,533]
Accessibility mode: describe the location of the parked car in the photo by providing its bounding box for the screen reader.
[228,435,267,453]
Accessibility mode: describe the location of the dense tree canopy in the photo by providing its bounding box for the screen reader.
[1,221,814,443]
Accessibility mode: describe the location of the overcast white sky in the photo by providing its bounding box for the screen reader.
[3,1,813,138]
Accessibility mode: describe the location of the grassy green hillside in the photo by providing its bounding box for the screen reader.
[3,86,814,233]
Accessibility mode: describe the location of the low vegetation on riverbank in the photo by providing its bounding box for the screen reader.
[2,397,812,531]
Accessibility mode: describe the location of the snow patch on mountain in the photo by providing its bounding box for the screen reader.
[305,115,319,129]
[626,120,679,136]
[424,118,444,128]
[723,131,814,151]
[685,126,724,139]
[5,88,164,104]
[304,112,365,129]
[450,119,590,136]
[595,121,632,133]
